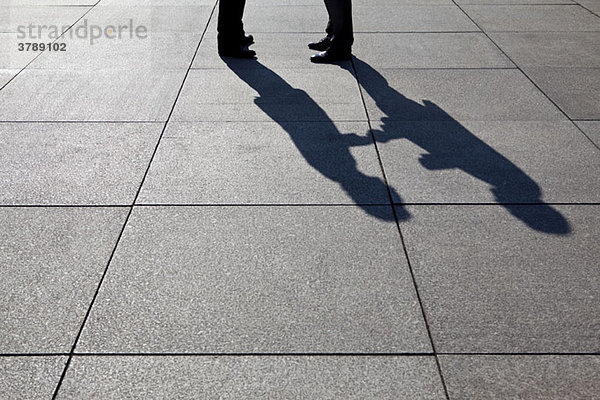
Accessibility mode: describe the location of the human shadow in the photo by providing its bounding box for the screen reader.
[224,57,407,222]
[347,57,570,234]
[224,57,570,234]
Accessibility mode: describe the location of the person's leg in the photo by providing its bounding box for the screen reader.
[308,0,335,50]
[217,0,246,45]
[324,0,334,38]
[218,0,255,57]
[325,0,353,53]
[325,19,333,38]
[308,18,333,50]
[311,0,352,62]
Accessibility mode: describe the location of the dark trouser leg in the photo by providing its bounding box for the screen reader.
[323,0,353,52]
[217,0,246,44]
[325,20,333,38]
[324,0,333,38]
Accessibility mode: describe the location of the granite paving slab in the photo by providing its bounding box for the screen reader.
[0,68,186,121]
[137,121,390,206]
[0,207,128,353]
[28,32,201,71]
[0,32,39,70]
[172,65,365,122]
[440,355,600,400]
[489,32,600,68]
[98,0,216,5]
[9,0,94,5]
[0,357,66,400]
[574,120,600,147]
[0,69,20,88]
[523,67,600,120]
[354,0,454,5]
[354,60,565,122]
[399,204,599,353]
[84,5,213,33]
[353,33,513,69]
[457,0,574,3]
[77,206,430,353]
[0,122,162,205]
[250,0,323,5]
[373,120,600,204]
[242,6,325,33]
[577,0,600,15]
[353,5,479,32]
[461,5,600,31]
[57,356,445,399]
[0,5,90,34]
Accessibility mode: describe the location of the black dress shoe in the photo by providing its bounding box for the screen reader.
[218,44,256,58]
[241,34,254,46]
[310,49,351,64]
[308,36,332,51]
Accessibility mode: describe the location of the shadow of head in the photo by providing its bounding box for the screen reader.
[503,204,571,234]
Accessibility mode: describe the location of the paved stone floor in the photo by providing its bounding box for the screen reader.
[1,0,599,398]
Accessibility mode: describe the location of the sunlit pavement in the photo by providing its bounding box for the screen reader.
[1,0,599,398]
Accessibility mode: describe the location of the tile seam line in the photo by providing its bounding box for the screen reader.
[70,352,436,357]
[437,352,600,356]
[165,119,371,122]
[0,118,345,122]
[456,2,575,5]
[205,31,483,33]
[0,205,131,208]
[188,68,519,71]
[2,353,434,357]
[461,1,585,8]
[1,203,597,208]
[353,29,600,33]
[571,0,600,17]
[351,29,588,32]
[21,5,96,7]
[49,1,220,398]
[459,2,590,6]
[0,0,101,92]
[50,207,135,399]
[350,56,451,400]
[131,202,600,207]
[0,354,70,357]
[3,352,599,357]
[348,31,484,34]
[1,118,584,123]
[0,121,165,124]
[449,0,600,152]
